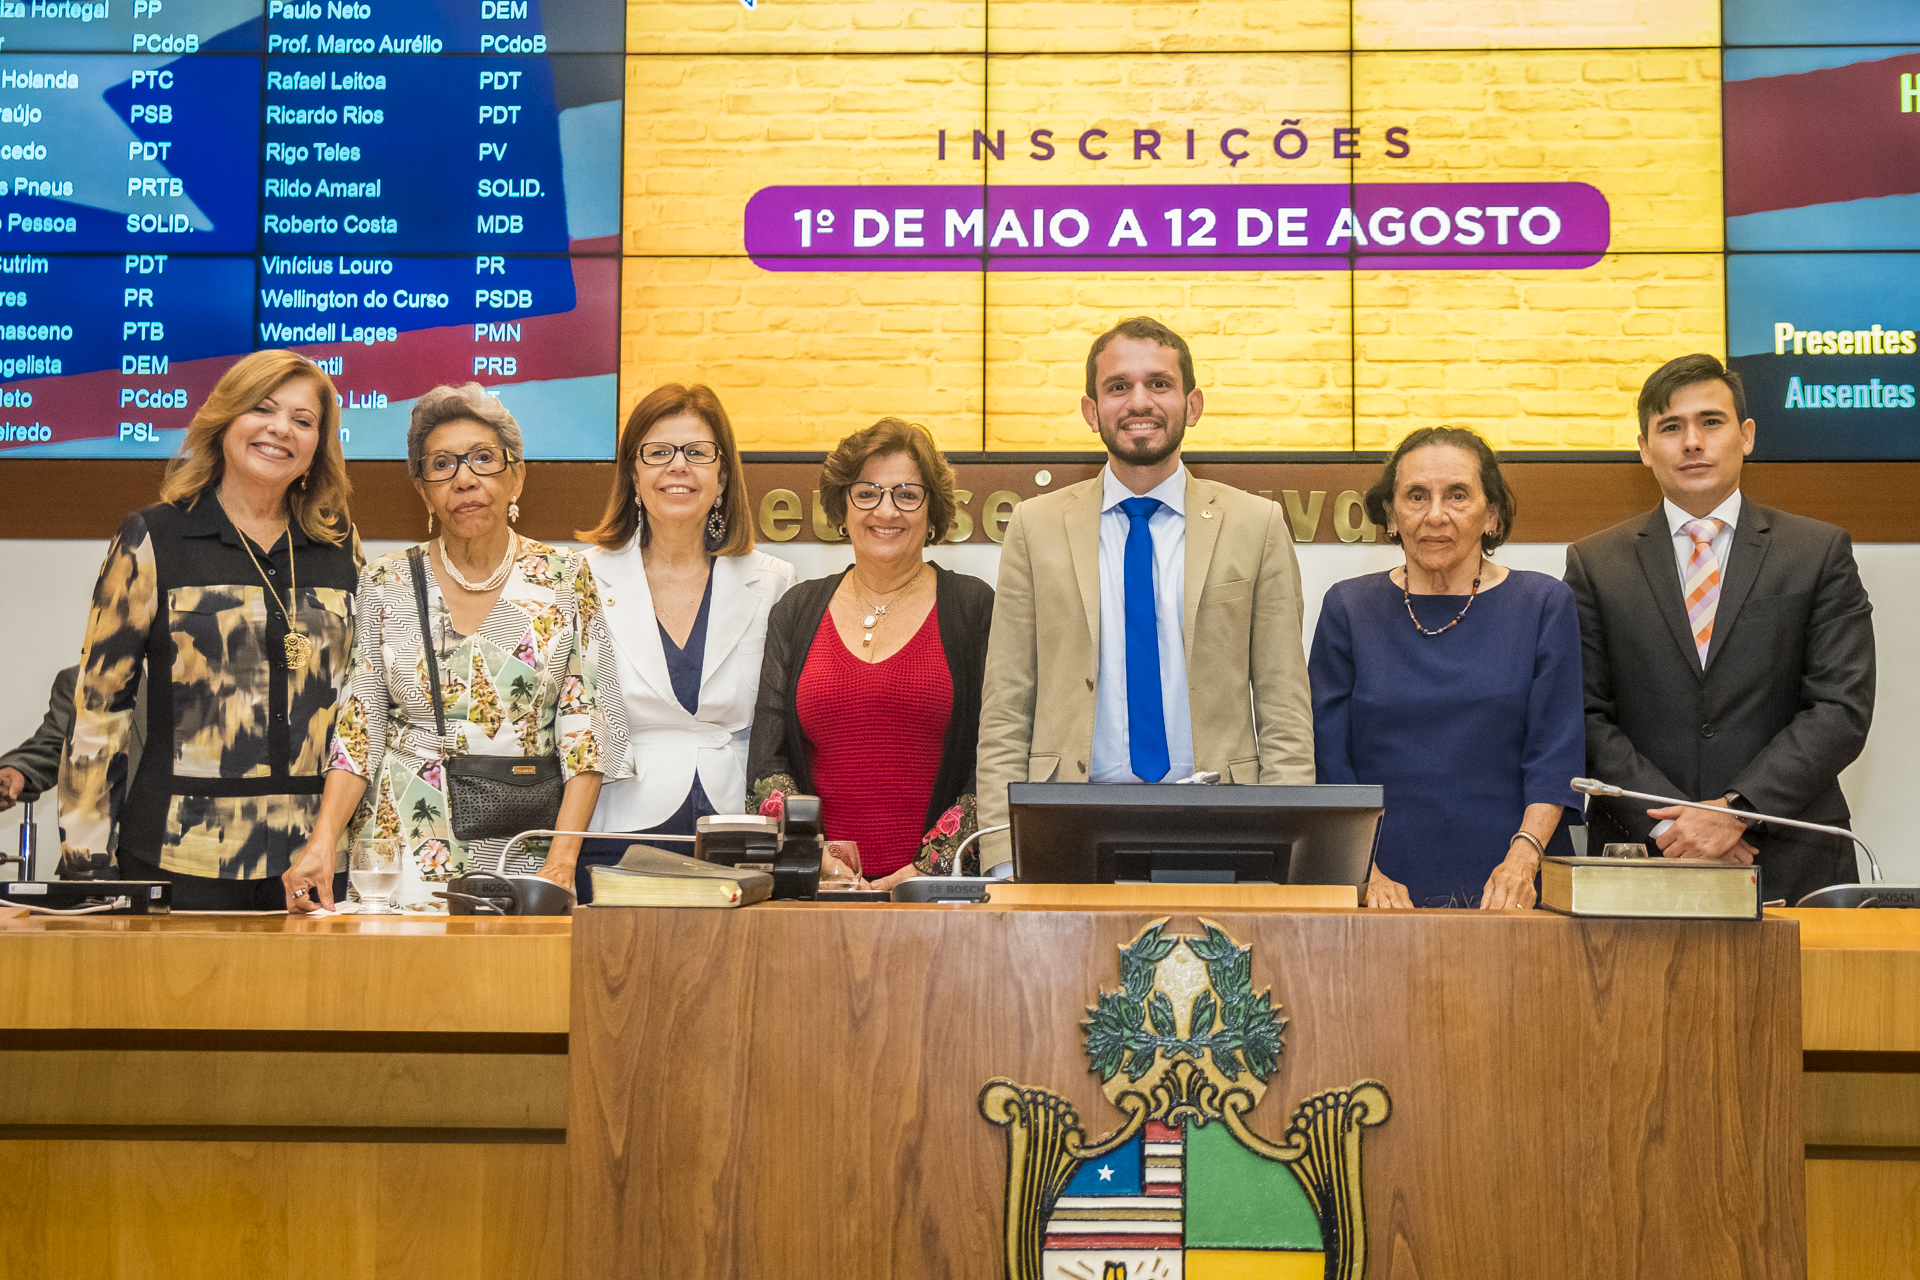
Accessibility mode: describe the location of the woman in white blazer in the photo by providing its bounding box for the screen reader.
[573,383,796,901]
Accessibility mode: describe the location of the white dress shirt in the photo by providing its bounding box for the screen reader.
[1090,465,1195,783]
[586,545,797,831]
[1663,490,1742,587]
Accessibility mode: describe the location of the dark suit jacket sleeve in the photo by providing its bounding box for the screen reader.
[1,666,77,798]
[1564,541,1685,841]
[746,587,806,795]
[1730,527,1875,821]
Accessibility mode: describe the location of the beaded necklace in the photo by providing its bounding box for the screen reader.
[1401,558,1485,637]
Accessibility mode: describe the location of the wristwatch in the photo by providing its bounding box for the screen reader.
[1721,790,1763,839]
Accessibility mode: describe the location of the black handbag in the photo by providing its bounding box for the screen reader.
[407,547,564,843]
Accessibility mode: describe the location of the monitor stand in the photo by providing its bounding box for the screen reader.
[1144,868,1237,884]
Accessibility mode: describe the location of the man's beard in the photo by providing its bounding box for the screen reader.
[1099,408,1187,468]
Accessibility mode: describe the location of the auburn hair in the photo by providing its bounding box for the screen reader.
[159,349,350,544]
[818,417,957,545]
[579,383,754,556]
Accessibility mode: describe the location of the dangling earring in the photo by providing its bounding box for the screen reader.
[299,472,309,491]
[426,509,434,534]
[705,496,726,547]
[508,499,520,524]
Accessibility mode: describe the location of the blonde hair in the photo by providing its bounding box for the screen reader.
[159,350,350,544]
[579,382,754,557]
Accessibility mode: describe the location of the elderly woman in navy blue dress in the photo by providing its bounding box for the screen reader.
[1309,427,1584,909]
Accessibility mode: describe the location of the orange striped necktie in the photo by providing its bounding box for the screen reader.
[1681,517,1726,667]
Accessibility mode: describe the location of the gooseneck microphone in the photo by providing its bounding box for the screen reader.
[1570,778,1881,882]
[1571,777,1917,908]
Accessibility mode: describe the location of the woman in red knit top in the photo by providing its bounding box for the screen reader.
[747,418,996,889]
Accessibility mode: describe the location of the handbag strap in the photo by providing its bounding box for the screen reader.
[406,547,449,739]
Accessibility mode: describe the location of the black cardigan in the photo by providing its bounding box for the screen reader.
[747,563,994,834]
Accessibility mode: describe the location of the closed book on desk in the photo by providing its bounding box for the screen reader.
[589,844,773,908]
[1539,856,1760,920]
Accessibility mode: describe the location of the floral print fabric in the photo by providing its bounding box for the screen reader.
[327,540,630,878]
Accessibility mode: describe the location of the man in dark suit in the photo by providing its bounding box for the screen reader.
[0,667,144,853]
[1565,353,1875,906]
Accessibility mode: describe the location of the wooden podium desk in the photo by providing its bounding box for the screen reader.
[2,905,1914,1279]
[1776,909,1920,1280]
[0,913,571,1280]
[571,903,1807,1280]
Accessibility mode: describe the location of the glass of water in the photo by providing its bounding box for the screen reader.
[350,838,404,914]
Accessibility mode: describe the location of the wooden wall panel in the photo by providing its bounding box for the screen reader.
[569,906,1807,1280]
[1807,1159,1920,1280]
[0,916,570,1034]
[0,1049,567,1129]
[1775,909,1920,1054]
[0,1139,567,1280]
[3,458,1915,544]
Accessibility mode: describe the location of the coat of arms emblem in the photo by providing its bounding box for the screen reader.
[980,919,1392,1280]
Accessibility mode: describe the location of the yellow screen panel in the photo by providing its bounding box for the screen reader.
[1353,0,1717,51]
[1353,253,1726,452]
[1352,50,1724,256]
[987,0,1350,54]
[626,0,985,55]
[620,258,985,454]
[623,54,986,257]
[985,52,1350,186]
[985,270,1353,452]
[619,6,1740,456]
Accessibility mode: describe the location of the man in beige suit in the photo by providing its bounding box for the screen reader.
[976,317,1314,870]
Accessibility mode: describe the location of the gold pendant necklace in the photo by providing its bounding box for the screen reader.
[848,564,925,651]
[230,506,309,670]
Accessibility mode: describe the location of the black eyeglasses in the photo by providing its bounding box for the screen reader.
[848,482,927,512]
[422,446,514,482]
[640,441,721,466]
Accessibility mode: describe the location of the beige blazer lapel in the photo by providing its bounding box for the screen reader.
[1182,474,1220,667]
[1065,480,1102,651]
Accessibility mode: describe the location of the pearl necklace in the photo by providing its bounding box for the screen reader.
[437,531,518,592]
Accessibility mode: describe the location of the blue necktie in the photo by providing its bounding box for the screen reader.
[1119,496,1170,784]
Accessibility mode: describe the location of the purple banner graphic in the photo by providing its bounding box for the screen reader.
[743,183,1610,272]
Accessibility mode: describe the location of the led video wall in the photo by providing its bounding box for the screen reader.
[0,0,1915,459]
[0,0,621,459]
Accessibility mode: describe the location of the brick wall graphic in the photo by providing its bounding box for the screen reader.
[623,2,1726,453]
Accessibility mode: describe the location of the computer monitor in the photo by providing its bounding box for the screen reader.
[1008,783,1383,895]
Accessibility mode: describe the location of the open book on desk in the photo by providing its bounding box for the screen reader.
[589,844,773,908]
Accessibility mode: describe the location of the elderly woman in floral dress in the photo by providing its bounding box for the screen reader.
[284,385,628,907]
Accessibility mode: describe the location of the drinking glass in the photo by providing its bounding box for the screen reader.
[822,840,863,885]
[350,838,404,914]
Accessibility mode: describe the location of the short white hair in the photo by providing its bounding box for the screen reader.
[406,383,525,478]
